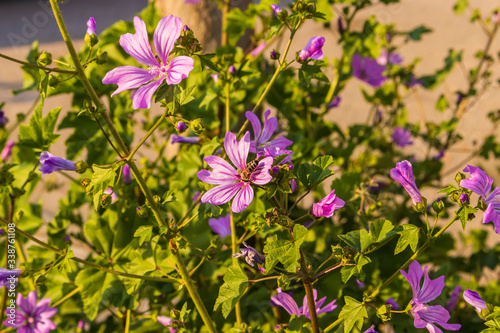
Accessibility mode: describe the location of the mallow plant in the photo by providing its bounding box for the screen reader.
[0,0,499,332]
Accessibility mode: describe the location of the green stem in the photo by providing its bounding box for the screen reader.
[0,217,178,283]
[324,213,459,333]
[127,107,169,162]
[52,286,81,307]
[298,249,319,333]
[230,211,243,327]
[123,309,131,333]
[225,83,230,133]
[236,33,295,138]
[172,247,218,333]
[221,0,230,46]
[0,52,77,74]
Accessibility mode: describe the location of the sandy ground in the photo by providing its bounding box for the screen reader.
[0,0,499,269]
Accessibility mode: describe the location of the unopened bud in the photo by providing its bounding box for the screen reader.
[96,50,108,65]
[337,17,345,34]
[432,198,445,213]
[205,246,218,260]
[455,171,466,185]
[153,195,161,205]
[459,193,469,204]
[306,3,316,13]
[48,75,60,88]
[270,50,280,60]
[176,121,187,133]
[191,118,205,135]
[37,51,52,66]
[100,194,112,207]
[75,161,88,174]
[84,33,98,47]
[414,198,427,213]
[136,206,148,218]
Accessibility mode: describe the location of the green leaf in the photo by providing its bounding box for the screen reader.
[458,206,477,230]
[339,296,368,333]
[266,21,284,42]
[286,315,307,332]
[75,268,117,320]
[298,64,329,88]
[394,224,420,254]
[19,103,61,151]
[176,85,197,106]
[315,0,334,22]
[338,230,364,253]
[88,165,118,209]
[340,254,371,283]
[436,94,449,112]
[264,224,308,273]
[134,225,153,246]
[214,262,248,318]
[197,53,221,72]
[453,0,468,15]
[438,183,459,196]
[297,155,335,189]
[405,25,432,41]
[200,137,221,157]
[369,219,394,244]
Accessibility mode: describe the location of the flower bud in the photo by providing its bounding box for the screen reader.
[270,49,280,60]
[75,161,89,174]
[136,206,148,218]
[153,195,162,205]
[337,17,345,34]
[432,198,445,213]
[414,197,427,213]
[306,3,316,13]
[84,33,98,47]
[191,118,205,135]
[96,50,108,65]
[459,193,469,204]
[228,65,236,74]
[48,75,60,88]
[100,194,112,208]
[176,121,187,133]
[81,178,91,191]
[37,51,52,66]
[205,245,218,261]
[455,171,466,185]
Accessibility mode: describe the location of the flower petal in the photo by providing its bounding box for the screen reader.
[208,214,231,238]
[250,156,273,185]
[201,182,243,205]
[460,165,494,198]
[273,289,300,316]
[198,155,240,184]
[419,305,460,332]
[154,15,182,65]
[225,131,250,171]
[232,183,254,213]
[102,66,157,96]
[119,16,158,67]
[166,56,194,85]
[259,110,278,145]
[245,111,262,142]
[401,261,423,299]
[268,136,293,150]
[417,266,444,303]
[390,160,422,205]
[132,76,164,109]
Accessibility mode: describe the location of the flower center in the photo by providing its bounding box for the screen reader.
[27,316,35,324]
[148,65,168,78]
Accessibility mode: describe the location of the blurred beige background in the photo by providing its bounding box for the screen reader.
[0,0,499,257]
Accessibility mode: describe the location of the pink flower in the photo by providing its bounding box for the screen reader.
[86,17,96,36]
[463,289,487,314]
[102,16,194,109]
[298,36,325,62]
[250,43,268,57]
[3,291,57,332]
[208,214,231,238]
[311,190,345,218]
[0,140,14,160]
[390,161,422,205]
[197,132,273,213]
[271,288,337,320]
[352,53,387,87]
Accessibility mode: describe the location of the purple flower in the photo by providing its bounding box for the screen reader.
[291,179,297,193]
[459,193,469,204]
[405,75,423,88]
[298,36,325,62]
[176,121,187,133]
[270,50,278,59]
[355,279,365,289]
[328,96,341,109]
[433,150,445,160]
[463,289,487,313]
[250,42,267,57]
[352,53,387,87]
[400,261,461,333]
[311,190,345,218]
[0,140,15,160]
[77,320,84,330]
[229,65,236,74]
[122,165,132,184]
[446,286,462,312]
[233,242,265,267]
[0,111,7,126]
[211,72,219,83]
[208,214,231,238]
[392,127,413,148]
[270,288,337,320]
[0,268,21,289]
[390,161,422,205]
[3,291,58,332]
[38,151,77,176]
[271,4,282,15]
[363,325,378,333]
[337,17,345,34]
[377,50,403,66]
[102,16,194,110]
[192,191,201,202]
[157,315,179,333]
[460,165,500,233]
[246,110,293,163]
[171,135,199,144]
[197,132,273,213]
[86,17,96,36]
[386,298,400,310]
